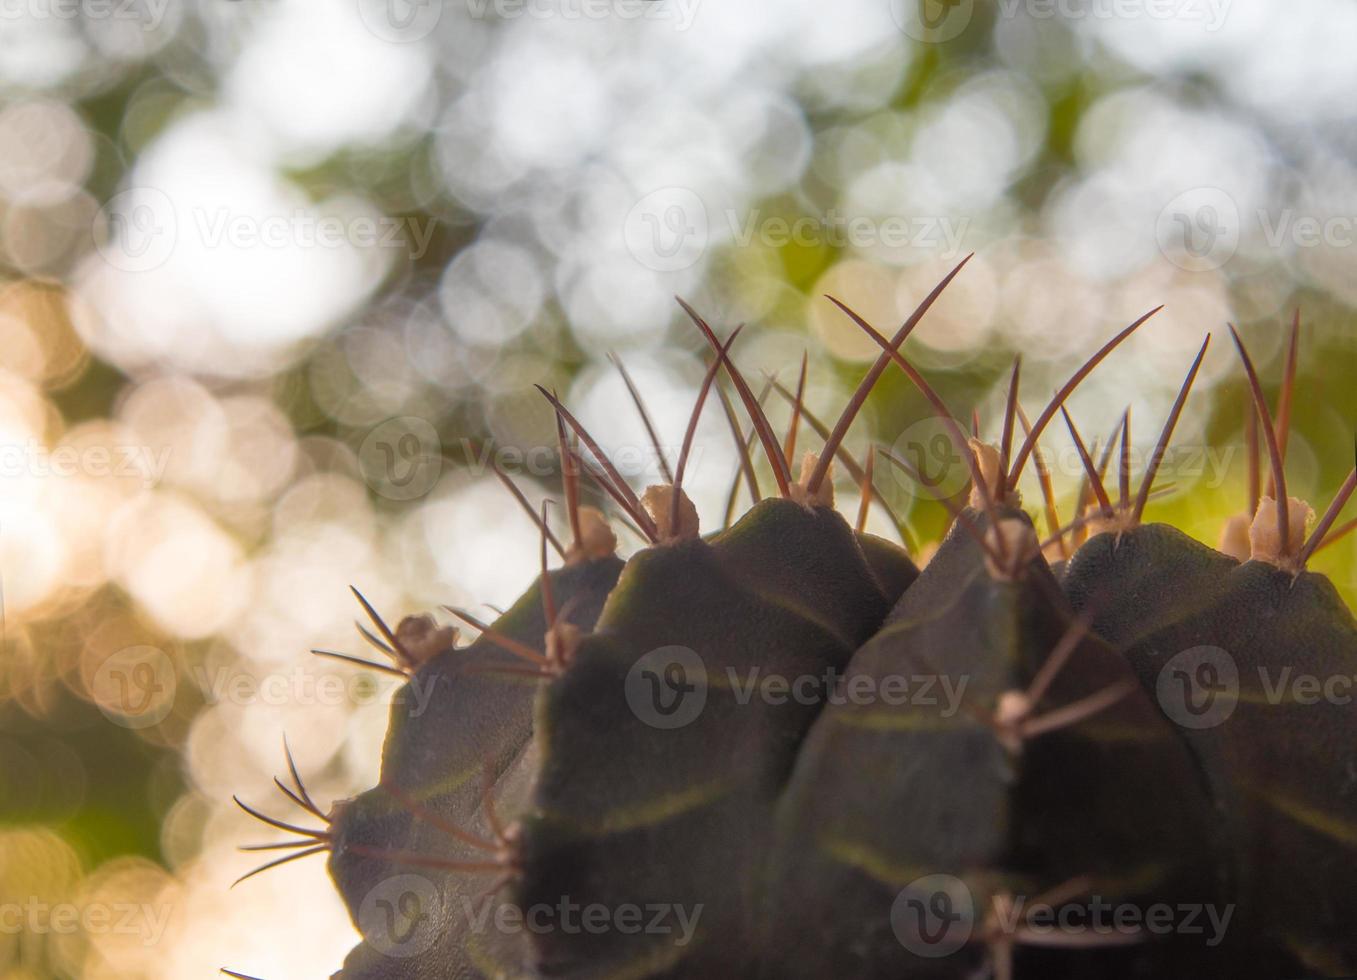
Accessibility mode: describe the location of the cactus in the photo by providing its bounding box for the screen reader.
[228,258,1357,980]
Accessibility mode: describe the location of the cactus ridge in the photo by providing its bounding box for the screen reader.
[225,263,1357,980]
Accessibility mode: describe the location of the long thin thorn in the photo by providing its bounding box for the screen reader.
[1228,324,1289,554]
[463,664,553,681]
[1099,416,1123,484]
[489,461,565,559]
[474,872,515,904]
[231,845,329,887]
[354,625,396,665]
[539,502,558,626]
[1118,407,1131,512]
[829,298,1003,539]
[1072,427,1118,546]
[719,379,770,527]
[441,608,549,668]
[784,352,808,465]
[1021,680,1137,740]
[239,839,325,853]
[537,386,657,540]
[381,778,500,853]
[575,461,633,529]
[311,649,409,679]
[1040,510,1099,553]
[1061,407,1114,516]
[1298,466,1357,568]
[1026,613,1095,708]
[674,327,742,531]
[998,356,1021,497]
[1039,488,1174,554]
[1132,334,1211,524]
[350,587,412,669]
[768,377,907,535]
[1009,927,1145,949]
[856,448,875,535]
[554,410,584,551]
[992,936,1014,980]
[808,253,974,493]
[1070,437,1097,542]
[677,299,792,497]
[1008,306,1163,485]
[480,765,508,844]
[233,797,328,841]
[879,446,1005,567]
[609,353,674,484]
[282,736,321,820]
[1027,875,1097,914]
[561,438,657,543]
[346,844,506,876]
[1269,308,1301,499]
[1246,403,1260,517]
[1018,405,1064,558]
[1315,516,1357,555]
[222,971,267,980]
[272,774,321,823]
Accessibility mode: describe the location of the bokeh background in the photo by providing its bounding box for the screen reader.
[1,0,1355,976]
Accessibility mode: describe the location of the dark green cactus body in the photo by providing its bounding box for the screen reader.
[515,498,915,977]
[292,299,1356,980]
[764,511,1225,978]
[1064,524,1357,975]
[321,510,1354,980]
[328,555,624,979]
